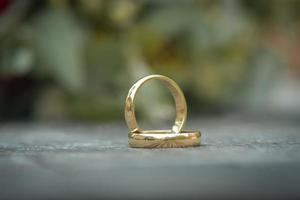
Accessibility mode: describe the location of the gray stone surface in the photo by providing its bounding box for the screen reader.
[0,116,300,199]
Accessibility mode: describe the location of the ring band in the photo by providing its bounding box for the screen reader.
[125,74,187,133]
[124,74,201,148]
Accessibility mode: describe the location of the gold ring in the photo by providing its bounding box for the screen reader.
[125,74,201,148]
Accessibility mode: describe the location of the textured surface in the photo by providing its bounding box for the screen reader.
[0,116,300,199]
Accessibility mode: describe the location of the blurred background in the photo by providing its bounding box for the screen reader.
[0,0,300,123]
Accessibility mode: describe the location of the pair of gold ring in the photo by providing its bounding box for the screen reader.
[124,75,201,148]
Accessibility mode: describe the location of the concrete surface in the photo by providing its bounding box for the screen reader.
[0,116,300,199]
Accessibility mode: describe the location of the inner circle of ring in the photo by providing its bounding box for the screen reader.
[124,75,187,134]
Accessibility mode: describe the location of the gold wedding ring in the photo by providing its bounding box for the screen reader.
[125,75,201,148]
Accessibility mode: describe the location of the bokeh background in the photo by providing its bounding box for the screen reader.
[0,0,300,123]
